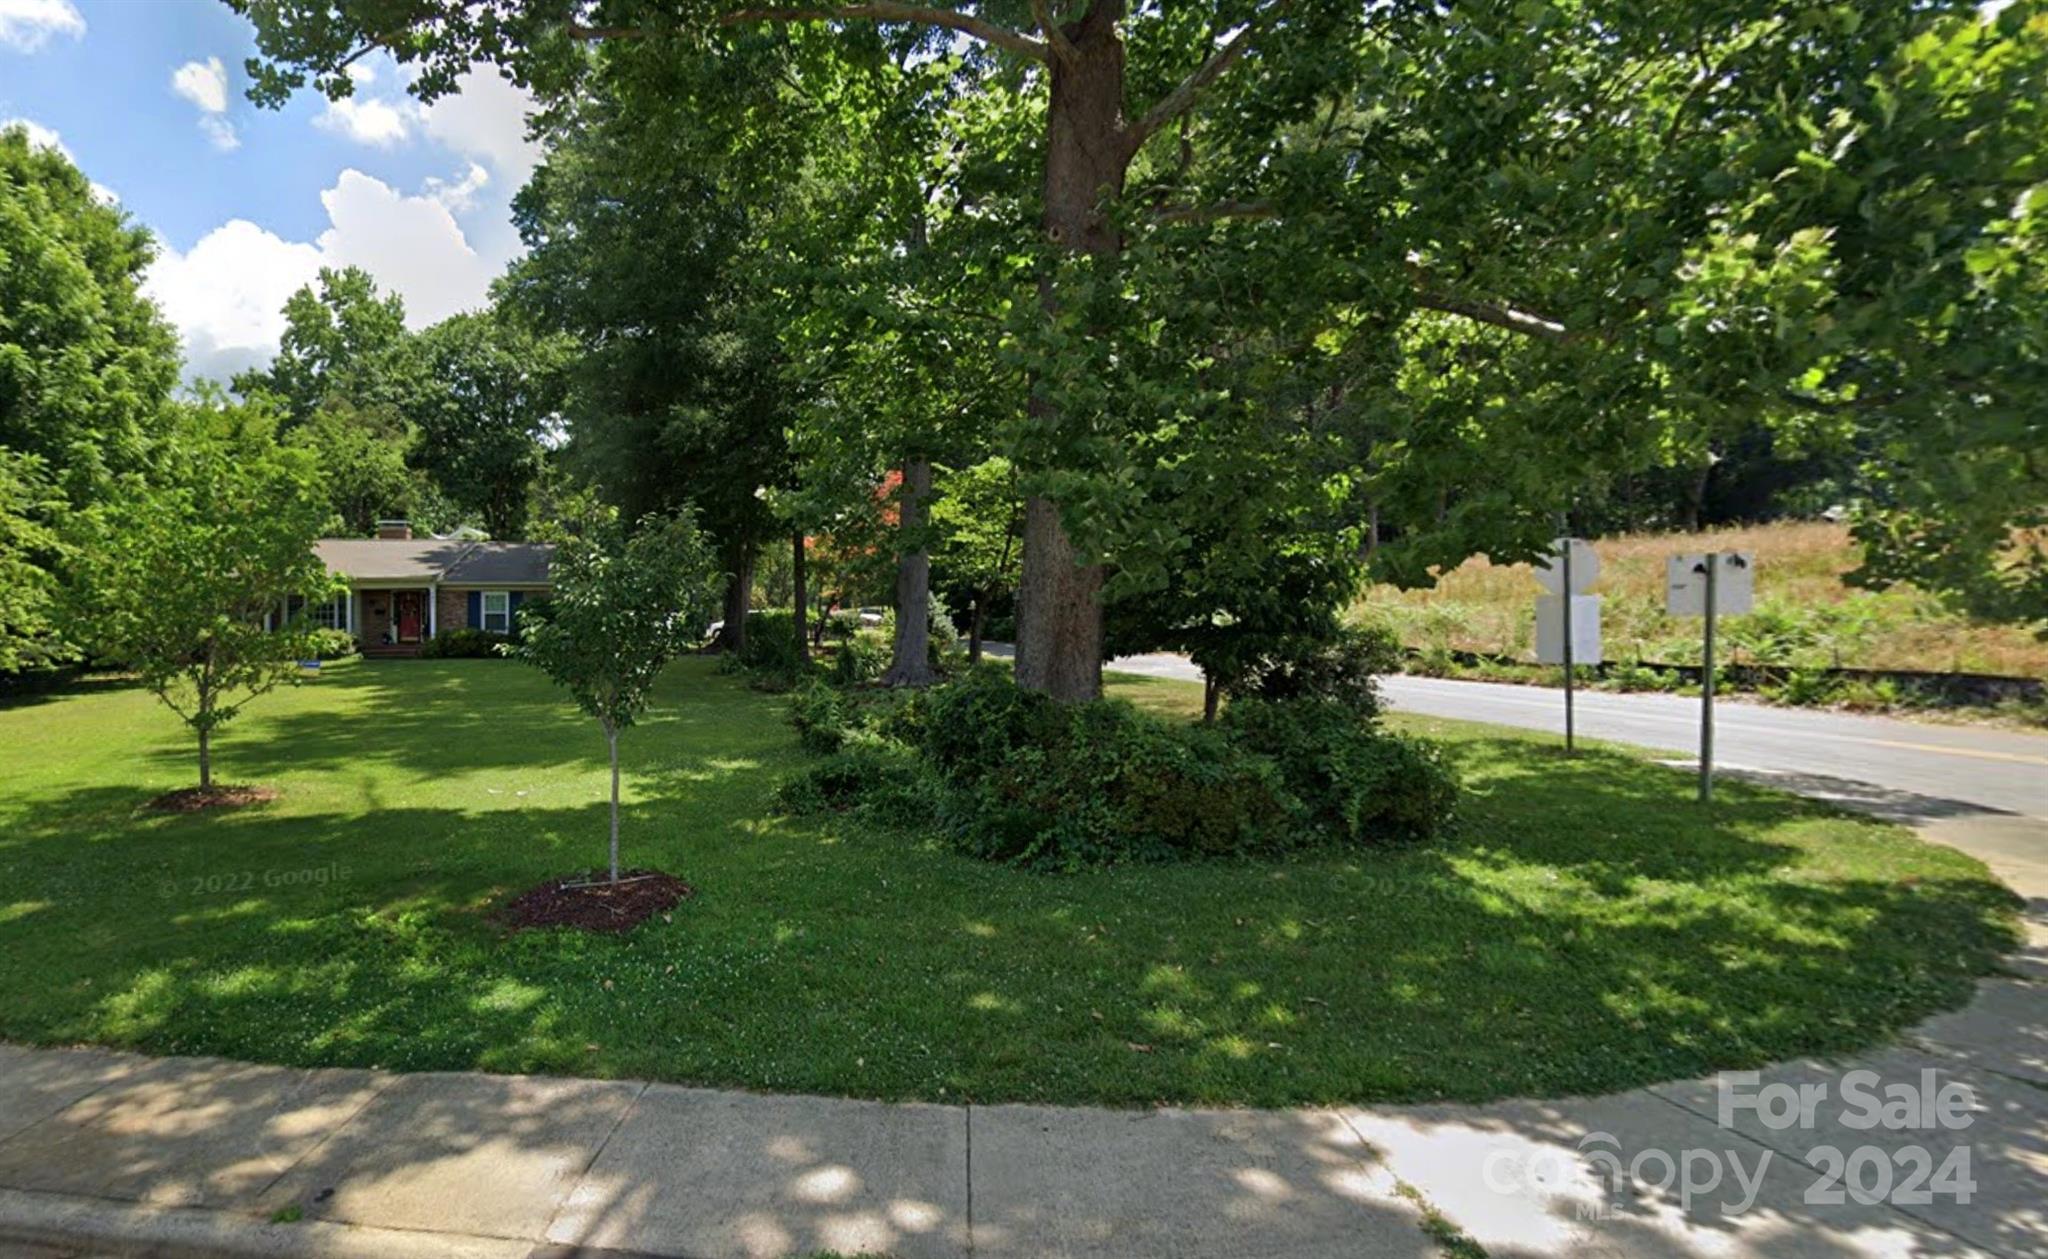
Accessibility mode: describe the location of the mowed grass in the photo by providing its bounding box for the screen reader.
[1358,520,2048,677]
[0,658,2018,1106]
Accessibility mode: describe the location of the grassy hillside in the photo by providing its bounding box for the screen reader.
[1356,521,2046,678]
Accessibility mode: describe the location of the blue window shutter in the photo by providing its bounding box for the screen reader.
[509,592,525,640]
[467,591,481,629]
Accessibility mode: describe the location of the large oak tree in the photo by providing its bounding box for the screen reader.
[232,1,2048,678]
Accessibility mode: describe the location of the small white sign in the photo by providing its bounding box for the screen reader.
[1533,538,1599,595]
[1666,552,1755,617]
[1534,594,1602,664]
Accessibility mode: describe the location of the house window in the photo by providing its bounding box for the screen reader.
[313,595,349,630]
[482,591,510,633]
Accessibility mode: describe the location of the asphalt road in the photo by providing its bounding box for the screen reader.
[1086,649,2048,820]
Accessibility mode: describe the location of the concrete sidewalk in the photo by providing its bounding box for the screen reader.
[2,801,2041,1258]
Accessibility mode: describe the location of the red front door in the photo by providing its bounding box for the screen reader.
[396,592,423,641]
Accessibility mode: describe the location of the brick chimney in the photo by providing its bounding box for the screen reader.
[375,519,413,540]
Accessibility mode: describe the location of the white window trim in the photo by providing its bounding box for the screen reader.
[481,590,511,634]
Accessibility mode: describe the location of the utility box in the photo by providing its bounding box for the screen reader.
[1534,594,1602,665]
[1666,552,1755,617]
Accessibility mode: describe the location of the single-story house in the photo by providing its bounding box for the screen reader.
[299,520,553,654]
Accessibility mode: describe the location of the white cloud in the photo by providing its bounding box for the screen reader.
[171,56,228,114]
[146,168,498,382]
[171,56,240,150]
[314,94,417,147]
[199,115,240,152]
[419,68,541,190]
[424,161,490,213]
[143,219,324,384]
[0,0,83,52]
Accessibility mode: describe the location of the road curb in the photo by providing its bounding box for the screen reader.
[0,1186,531,1259]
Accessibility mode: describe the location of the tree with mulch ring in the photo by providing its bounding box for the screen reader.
[145,785,280,813]
[65,401,342,796]
[511,505,722,885]
[495,870,694,935]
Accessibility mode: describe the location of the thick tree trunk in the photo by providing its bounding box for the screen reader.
[968,592,986,664]
[605,722,621,883]
[1016,2,1129,703]
[791,531,809,663]
[719,544,754,655]
[1203,674,1219,723]
[883,459,937,687]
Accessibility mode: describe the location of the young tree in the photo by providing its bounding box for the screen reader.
[66,400,340,790]
[513,509,721,883]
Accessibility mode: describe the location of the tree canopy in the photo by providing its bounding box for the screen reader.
[233,0,2048,661]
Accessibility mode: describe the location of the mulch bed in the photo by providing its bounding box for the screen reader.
[494,869,694,935]
[144,785,281,813]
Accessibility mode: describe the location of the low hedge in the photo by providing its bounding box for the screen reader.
[421,629,513,659]
[777,665,1457,869]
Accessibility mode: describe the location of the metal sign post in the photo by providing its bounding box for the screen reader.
[1699,553,1717,804]
[1534,536,1600,754]
[1560,541,1575,754]
[1667,550,1752,805]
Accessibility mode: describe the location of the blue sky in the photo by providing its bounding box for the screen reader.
[1,0,539,382]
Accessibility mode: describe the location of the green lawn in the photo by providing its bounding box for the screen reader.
[0,658,2018,1106]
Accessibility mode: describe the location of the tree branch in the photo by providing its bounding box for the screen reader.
[1126,5,1283,155]
[718,5,1048,61]
[1412,291,1573,341]
[1030,0,1079,66]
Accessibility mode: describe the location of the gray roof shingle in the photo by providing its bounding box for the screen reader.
[315,539,552,585]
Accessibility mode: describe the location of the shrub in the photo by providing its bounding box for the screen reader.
[306,628,359,660]
[1767,668,1844,707]
[778,668,1457,869]
[1222,697,1458,845]
[832,628,890,685]
[1223,626,1400,716]
[773,732,945,826]
[738,610,805,672]
[788,679,852,754]
[422,628,512,658]
[948,700,1294,868]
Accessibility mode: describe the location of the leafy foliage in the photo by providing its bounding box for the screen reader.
[780,665,1455,869]
[421,628,514,659]
[63,399,341,786]
[0,125,179,507]
[0,452,67,673]
[513,506,721,878]
[1222,698,1458,846]
[232,266,407,428]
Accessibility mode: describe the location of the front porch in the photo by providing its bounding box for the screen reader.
[353,585,439,650]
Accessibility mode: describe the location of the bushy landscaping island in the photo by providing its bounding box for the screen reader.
[0,658,2017,1106]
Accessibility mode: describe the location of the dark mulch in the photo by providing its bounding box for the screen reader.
[494,869,694,935]
[145,785,281,813]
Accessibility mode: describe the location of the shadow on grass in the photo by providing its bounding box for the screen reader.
[0,669,2022,1113]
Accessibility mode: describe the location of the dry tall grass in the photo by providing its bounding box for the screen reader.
[1356,522,2047,677]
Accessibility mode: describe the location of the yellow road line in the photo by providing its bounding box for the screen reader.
[1855,737,2048,768]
